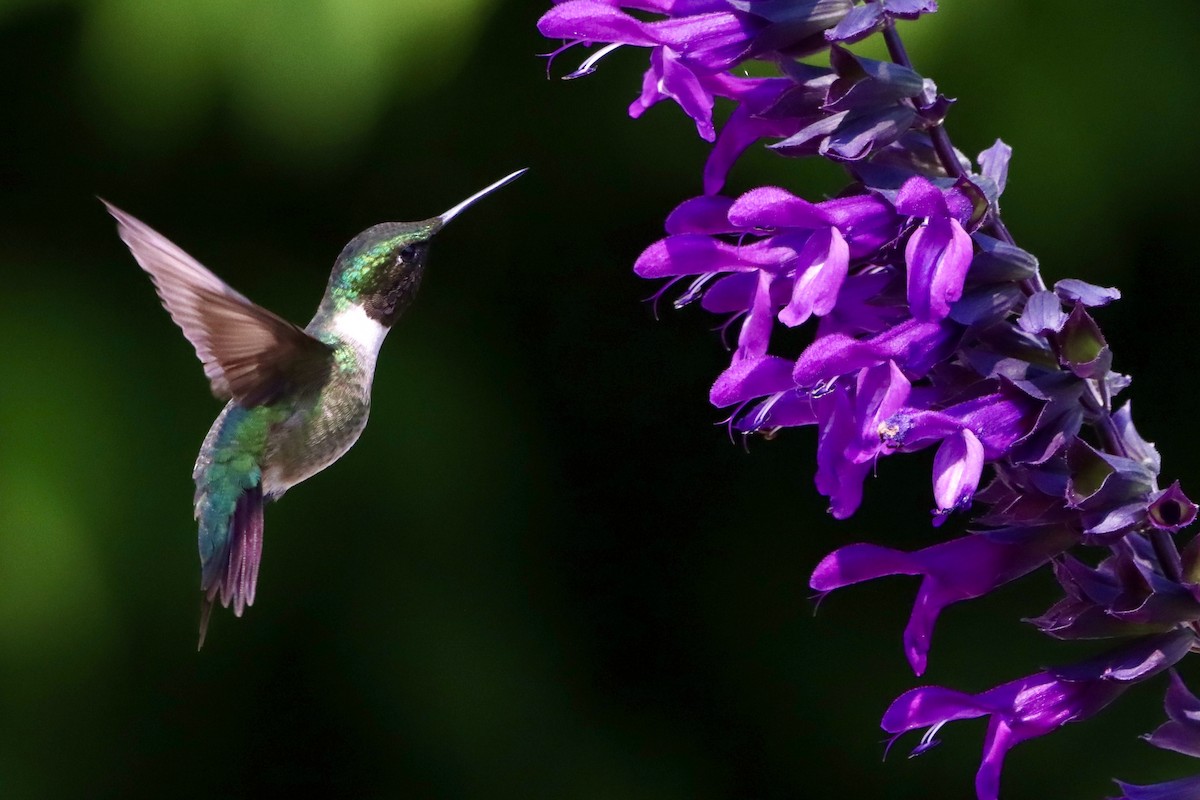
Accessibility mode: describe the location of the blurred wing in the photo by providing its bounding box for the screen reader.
[104,200,334,407]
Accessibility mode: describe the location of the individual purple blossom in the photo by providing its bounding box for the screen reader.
[540,3,1199,798]
[1112,671,1200,800]
[883,630,1194,800]
[812,524,1077,674]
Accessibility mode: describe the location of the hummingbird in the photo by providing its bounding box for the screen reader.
[105,169,525,648]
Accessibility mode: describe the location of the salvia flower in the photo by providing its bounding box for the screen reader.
[1113,671,1200,800]
[540,2,1199,798]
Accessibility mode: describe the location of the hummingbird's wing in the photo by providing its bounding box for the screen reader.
[104,200,335,407]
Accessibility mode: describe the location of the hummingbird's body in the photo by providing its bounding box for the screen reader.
[106,170,524,646]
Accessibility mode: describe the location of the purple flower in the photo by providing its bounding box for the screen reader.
[883,630,1194,800]
[1113,671,1200,799]
[538,0,853,140]
[541,3,1200,797]
[812,525,1077,674]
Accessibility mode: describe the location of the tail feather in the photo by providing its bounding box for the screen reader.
[197,483,265,649]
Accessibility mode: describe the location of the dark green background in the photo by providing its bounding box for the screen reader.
[2,1,1198,798]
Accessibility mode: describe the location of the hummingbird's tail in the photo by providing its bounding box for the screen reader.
[195,463,265,650]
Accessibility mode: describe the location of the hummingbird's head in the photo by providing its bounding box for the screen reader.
[323,168,526,328]
[328,219,440,327]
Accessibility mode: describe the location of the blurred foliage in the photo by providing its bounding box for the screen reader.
[2,1,1200,799]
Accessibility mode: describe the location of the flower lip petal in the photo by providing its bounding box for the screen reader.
[728,186,832,229]
[537,2,660,46]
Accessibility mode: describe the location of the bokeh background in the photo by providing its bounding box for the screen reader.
[3,1,1199,798]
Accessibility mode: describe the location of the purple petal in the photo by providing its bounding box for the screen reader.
[1017,290,1068,335]
[710,355,795,407]
[728,186,832,229]
[793,318,960,387]
[824,3,882,43]
[977,139,1012,195]
[814,384,871,518]
[631,47,717,140]
[853,360,910,461]
[932,428,983,518]
[1143,671,1200,758]
[1055,277,1122,307]
[778,227,849,326]
[1114,774,1200,800]
[665,195,736,234]
[893,175,949,217]
[634,234,754,278]
[905,214,973,321]
[537,2,660,46]
[735,270,775,359]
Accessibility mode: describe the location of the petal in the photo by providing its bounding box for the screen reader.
[634,234,754,278]
[778,227,850,326]
[893,175,948,217]
[905,214,973,321]
[1054,277,1121,307]
[728,186,832,229]
[1114,774,1200,800]
[537,2,660,45]
[932,427,983,517]
[710,355,794,407]
[735,269,775,359]
[853,360,910,461]
[1017,290,1068,335]
[977,139,1012,195]
[665,194,737,235]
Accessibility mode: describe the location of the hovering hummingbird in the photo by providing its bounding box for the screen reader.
[105,169,525,647]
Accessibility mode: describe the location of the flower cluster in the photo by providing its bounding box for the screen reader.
[541,2,1200,799]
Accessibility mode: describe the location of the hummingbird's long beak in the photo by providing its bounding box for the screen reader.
[436,168,528,227]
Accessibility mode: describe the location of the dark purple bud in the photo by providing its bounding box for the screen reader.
[967,234,1038,282]
[948,284,1023,327]
[727,0,854,59]
[1058,304,1112,379]
[826,47,926,111]
[1148,481,1198,532]
[822,106,918,161]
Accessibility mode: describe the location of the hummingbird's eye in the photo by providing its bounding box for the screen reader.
[398,245,417,263]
